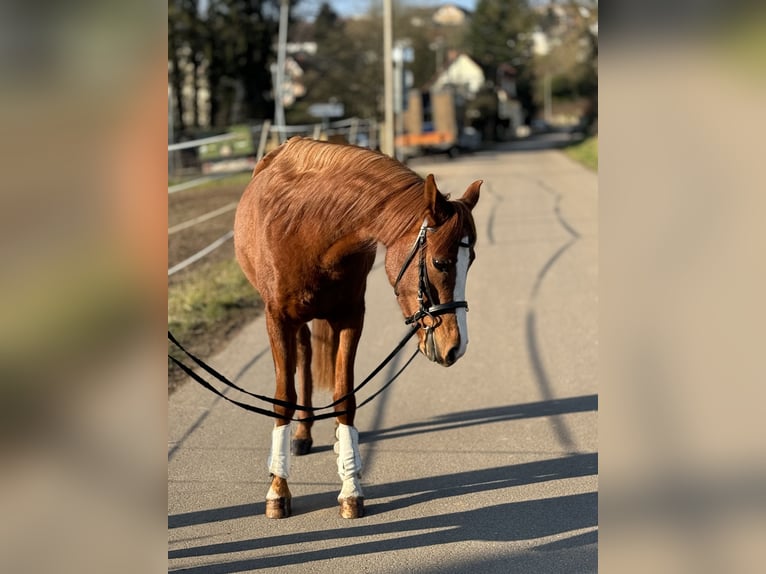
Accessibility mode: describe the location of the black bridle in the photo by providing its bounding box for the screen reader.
[393,219,470,329]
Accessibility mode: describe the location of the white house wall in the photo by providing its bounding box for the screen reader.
[432,54,484,96]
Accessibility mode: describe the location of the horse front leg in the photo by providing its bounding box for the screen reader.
[332,314,365,519]
[264,314,298,519]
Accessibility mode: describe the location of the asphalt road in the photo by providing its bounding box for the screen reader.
[168,139,598,573]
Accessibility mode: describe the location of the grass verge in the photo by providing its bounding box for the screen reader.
[564,136,598,171]
[169,171,253,190]
[168,257,263,393]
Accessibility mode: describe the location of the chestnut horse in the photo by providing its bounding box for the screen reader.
[234,137,481,519]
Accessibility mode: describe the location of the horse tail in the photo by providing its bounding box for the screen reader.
[311,319,337,392]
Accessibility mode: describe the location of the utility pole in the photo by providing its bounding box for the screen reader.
[274,0,289,142]
[382,0,394,157]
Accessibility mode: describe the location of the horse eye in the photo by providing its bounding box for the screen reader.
[432,258,452,272]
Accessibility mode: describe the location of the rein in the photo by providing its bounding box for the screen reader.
[168,327,419,422]
[394,218,469,329]
[169,219,469,421]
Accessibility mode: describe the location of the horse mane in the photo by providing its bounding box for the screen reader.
[258,137,428,244]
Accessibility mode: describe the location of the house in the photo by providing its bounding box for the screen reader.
[432,4,470,26]
[270,56,307,108]
[430,51,484,98]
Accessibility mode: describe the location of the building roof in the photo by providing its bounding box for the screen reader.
[432,4,470,26]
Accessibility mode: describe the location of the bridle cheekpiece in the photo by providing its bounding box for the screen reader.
[393,218,469,331]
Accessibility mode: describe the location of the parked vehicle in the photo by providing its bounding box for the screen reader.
[396,88,479,161]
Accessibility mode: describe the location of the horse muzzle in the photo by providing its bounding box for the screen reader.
[420,327,462,367]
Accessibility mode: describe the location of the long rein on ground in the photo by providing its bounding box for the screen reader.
[168,219,469,422]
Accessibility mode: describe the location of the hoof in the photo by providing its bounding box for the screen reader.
[265,497,291,519]
[339,497,364,519]
[291,438,313,456]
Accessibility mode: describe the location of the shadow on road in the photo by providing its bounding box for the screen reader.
[169,452,597,573]
[363,394,597,444]
[169,396,597,531]
[168,345,272,462]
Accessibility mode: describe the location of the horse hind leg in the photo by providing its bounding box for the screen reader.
[292,323,314,456]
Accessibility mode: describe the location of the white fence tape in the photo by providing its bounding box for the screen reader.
[168,230,234,276]
[169,174,232,194]
[168,202,238,235]
[168,132,238,152]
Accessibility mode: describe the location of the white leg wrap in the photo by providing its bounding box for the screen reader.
[267,423,291,479]
[334,424,364,500]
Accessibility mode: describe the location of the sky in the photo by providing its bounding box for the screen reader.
[195,0,480,21]
[310,0,478,18]
[197,1,560,21]
[295,1,561,19]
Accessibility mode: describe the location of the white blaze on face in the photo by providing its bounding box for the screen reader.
[454,236,470,359]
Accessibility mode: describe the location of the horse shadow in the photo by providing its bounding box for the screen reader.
[169,451,597,573]
[361,393,597,445]
[169,394,598,572]
[169,394,596,528]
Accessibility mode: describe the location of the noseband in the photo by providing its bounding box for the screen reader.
[393,219,470,329]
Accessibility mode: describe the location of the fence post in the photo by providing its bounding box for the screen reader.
[349,118,359,146]
[256,119,272,161]
[369,121,378,152]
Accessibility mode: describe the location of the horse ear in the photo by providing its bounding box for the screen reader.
[461,180,482,211]
[424,173,438,212]
[424,174,451,225]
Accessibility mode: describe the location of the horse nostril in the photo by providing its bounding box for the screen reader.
[445,346,458,365]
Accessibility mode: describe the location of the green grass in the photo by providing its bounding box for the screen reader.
[169,171,253,189]
[169,259,251,323]
[717,17,766,84]
[565,136,598,171]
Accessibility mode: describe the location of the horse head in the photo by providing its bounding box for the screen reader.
[386,174,481,367]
